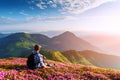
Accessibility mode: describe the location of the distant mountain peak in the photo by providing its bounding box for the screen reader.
[53,31,76,39]
[61,31,75,36]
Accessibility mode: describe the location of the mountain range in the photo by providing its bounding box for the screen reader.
[1,31,120,69]
[0,31,98,57]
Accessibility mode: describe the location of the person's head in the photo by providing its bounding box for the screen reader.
[34,44,42,52]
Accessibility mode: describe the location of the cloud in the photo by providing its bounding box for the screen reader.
[0,15,76,25]
[57,0,116,14]
[19,11,29,16]
[32,0,57,9]
[0,16,17,24]
[36,2,47,9]
[25,16,76,22]
[29,0,116,14]
[47,0,57,8]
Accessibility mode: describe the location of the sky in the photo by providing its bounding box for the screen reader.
[0,0,120,34]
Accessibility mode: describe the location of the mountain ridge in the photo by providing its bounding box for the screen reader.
[49,31,99,51]
[0,31,99,57]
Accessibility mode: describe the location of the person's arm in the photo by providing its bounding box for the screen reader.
[38,54,47,68]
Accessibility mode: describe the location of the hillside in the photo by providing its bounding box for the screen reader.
[40,50,120,69]
[80,50,120,69]
[0,33,36,58]
[62,50,92,65]
[0,58,120,80]
[40,50,70,63]
[49,31,99,51]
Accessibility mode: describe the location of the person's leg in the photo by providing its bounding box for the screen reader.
[44,62,55,66]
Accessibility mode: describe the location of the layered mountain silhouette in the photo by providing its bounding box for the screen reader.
[49,31,99,51]
[0,31,99,57]
[79,50,120,69]
[1,31,120,69]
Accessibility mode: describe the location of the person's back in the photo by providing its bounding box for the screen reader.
[27,44,47,69]
[27,53,35,69]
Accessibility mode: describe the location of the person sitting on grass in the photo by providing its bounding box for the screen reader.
[27,44,52,69]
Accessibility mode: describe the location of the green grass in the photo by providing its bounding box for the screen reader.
[41,50,70,63]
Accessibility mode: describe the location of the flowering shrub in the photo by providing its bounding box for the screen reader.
[0,58,120,80]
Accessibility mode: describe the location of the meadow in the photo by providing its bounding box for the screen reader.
[0,58,120,80]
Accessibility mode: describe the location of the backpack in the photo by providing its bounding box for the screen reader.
[27,53,35,69]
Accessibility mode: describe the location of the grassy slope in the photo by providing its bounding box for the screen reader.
[40,50,70,63]
[40,50,93,65]
[0,33,36,58]
[62,50,92,65]
[80,50,120,69]
[0,58,120,80]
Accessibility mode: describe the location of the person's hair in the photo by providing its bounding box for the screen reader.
[34,44,41,51]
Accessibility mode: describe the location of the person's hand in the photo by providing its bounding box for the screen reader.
[41,65,50,68]
[43,56,47,59]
